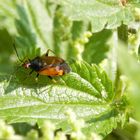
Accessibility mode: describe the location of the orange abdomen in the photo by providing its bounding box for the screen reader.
[39,66,64,76]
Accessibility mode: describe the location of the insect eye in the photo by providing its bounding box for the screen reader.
[22,62,31,68]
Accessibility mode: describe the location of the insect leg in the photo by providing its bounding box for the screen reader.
[48,76,57,83]
[35,73,39,82]
[48,76,52,79]
[22,70,34,81]
[29,70,34,75]
[45,49,55,56]
[36,73,39,78]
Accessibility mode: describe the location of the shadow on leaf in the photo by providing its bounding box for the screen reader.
[4,66,62,94]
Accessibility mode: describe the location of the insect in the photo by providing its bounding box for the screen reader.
[13,44,71,79]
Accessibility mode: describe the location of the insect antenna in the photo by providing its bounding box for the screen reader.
[13,42,23,63]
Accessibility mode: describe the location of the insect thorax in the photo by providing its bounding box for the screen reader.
[30,57,44,71]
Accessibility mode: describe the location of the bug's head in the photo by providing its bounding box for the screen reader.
[22,60,31,69]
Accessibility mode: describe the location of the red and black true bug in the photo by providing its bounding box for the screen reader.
[13,44,71,79]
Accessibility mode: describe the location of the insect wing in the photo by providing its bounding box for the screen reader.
[38,62,70,76]
[38,56,71,76]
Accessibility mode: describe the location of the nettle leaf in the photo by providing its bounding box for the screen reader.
[56,0,135,32]
[24,0,53,50]
[0,0,17,34]
[118,45,140,121]
[83,29,112,64]
[0,61,124,136]
[15,0,53,59]
[15,1,74,60]
[15,5,39,59]
[0,0,129,137]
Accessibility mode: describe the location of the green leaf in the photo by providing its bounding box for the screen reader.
[118,44,140,121]
[0,28,14,75]
[14,0,54,60]
[25,0,53,50]
[0,0,17,34]
[15,5,39,59]
[0,60,124,136]
[56,0,135,32]
[99,30,118,83]
[83,29,112,64]
[118,45,140,84]
[0,0,130,137]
